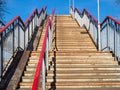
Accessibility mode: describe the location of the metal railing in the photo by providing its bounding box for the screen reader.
[32,9,55,90]
[0,21,5,28]
[0,7,47,80]
[71,7,98,46]
[71,7,120,61]
[101,16,120,60]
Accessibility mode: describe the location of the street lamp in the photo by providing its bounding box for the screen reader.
[69,0,74,13]
[69,0,70,14]
[73,0,74,11]
[97,0,101,51]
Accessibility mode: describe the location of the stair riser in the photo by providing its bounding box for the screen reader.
[22,79,34,82]
[49,56,113,58]
[46,79,120,82]
[47,73,120,76]
[49,68,120,70]
[20,86,32,88]
[49,61,117,64]
[46,85,120,88]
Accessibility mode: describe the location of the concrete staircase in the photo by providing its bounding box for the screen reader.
[18,15,120,90]
[46,16,120,90]
[18,23,46,89]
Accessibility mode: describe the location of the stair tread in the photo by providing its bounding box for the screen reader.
[46,75,120,79]
[47,70,120,73]
[47,88,120,90]
[46,81,120,86]
[49,65,120,68]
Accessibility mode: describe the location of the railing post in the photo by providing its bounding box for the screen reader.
[46,37,49,70]
[24,30,25,49]
[98,24,101,51]
[48,27,52,50]
[42,57,46,90]
[72,0,75,19]
[28,24,30,41]
[32,17,34,35]
[12,23,15,55]
[107,19,110,51]
[114,23,117,60]
[69,0,71,14]
[97,0,101,51]
[18,19,20,50]
[0,33,3,80]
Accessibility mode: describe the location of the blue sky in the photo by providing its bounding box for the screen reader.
[4,0,120,23]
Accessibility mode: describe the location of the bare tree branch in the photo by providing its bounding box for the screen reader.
[0,0,6,22]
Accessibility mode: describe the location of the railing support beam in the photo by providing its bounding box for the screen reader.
[97,0,101,51]
[46,38,49,70]
[0,34,3,80]
[42,58,46,90]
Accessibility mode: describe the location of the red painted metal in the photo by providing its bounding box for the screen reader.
[32,9,55,90]
[24,9,38,25]
[84,8,98,23]
[74,7,120,26]
[0,16,20,34]
[101,16,120,25]
[74,8,97,23]
[32,19,50,90]
[0,8,44,34]
[74,8,82,15]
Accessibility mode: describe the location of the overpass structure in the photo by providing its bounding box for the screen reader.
[0,5,120,90]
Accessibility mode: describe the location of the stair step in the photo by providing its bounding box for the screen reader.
[56,46,96,48]
[24,71,35,76]
[49,53,112,56]
[46,82,120,88]
[46,75,120,79]
[48,88,120,90]
[49,65,120,68]
[49,56,113,58]
[49,57,114,60]
[49,50,110,53]
[46,79,120,82]
[49,68,120,70]
[19,82,32,88]
[22,77,34,82]
[55,48,97,51]
[47,70,120,74]
[49,60,117,64]
[17,88,31,90]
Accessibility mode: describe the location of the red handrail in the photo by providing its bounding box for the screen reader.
[74,8,82,15]
[32,9,55,90]
[101,16,120,25]
[24,9,38,25]
[74,7,120,27]
[32,18,50,90]
[74,8,98,23]
[84,8,98,23]
[0,8,45,34]
[0,16,20,34]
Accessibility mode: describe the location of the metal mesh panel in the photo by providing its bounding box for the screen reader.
[3,31,13,70]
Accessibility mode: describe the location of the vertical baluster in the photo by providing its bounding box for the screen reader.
[32,16,33,35]
[46,37,49,70]
[114,23,117,60]
[18,19,20,50]
[107,19,110,51]
[0,33,3,80]
[48,26,51,50]
[24,29,25,49]
[42,57,46,90]
[12,23,15,56]
[28,23,30,41]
